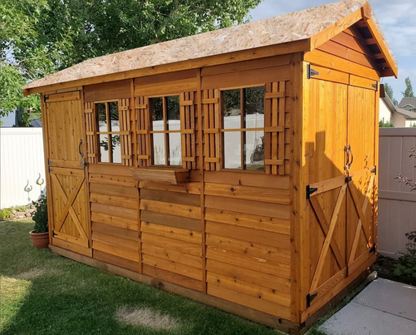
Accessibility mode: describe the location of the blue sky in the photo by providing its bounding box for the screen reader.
[249,0,416,103]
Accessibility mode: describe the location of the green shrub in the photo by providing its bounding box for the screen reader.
[0,209,13,220]
[379,120,394,127]
[394,231,416,279]
[32,195,48,233]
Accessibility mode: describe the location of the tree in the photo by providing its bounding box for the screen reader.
[384,82,397,105]
[1,0,262,120]
[0,0,47,119]
[402,77,415,98]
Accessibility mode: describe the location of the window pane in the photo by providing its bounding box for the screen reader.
[244,86,265,129]
[150,97,164,131]
[96,103,107,132]
[99,135,109,163]
[223,89,241,129]
[168,133,181,166]
[152,133,165,165]
[167,96,180,131]
[108,101,119,132]
[224,132,241,169]
[111,135,121,163]
[245,131,264,171]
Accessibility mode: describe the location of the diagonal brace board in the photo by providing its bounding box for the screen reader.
[310,197,346,269]
[309,184,347,294]
[51,174,88,241]
[348,175,375,267]
[55,176,85,233]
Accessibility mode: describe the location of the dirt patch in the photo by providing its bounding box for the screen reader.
[372,255,416,286]
[16,268,45,280]
[115,306,180,331]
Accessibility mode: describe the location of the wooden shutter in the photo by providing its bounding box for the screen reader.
[180,92,197,170]
[202,89,221,171]
[135,96,151,167]
[84,102,98,164]
[265,81,287,175]
[119,98,133,166]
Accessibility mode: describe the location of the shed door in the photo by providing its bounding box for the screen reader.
[45,92,91,256]
[346,86,377,274]
[305,78,376,309]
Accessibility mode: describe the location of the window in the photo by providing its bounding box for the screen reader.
[222,86,265,171]
[149,96,182,166]
[96,101,121,163]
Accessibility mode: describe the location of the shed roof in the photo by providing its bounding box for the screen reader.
[23,0,397,94]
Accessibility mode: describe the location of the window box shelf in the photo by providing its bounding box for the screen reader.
[130,167,190,185]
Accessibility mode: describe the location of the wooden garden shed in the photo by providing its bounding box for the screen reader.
[23,0,397,333]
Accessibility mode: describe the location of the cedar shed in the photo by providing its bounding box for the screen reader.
[23,0,397,333]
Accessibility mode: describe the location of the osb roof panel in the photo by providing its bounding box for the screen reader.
[24,0,394,90]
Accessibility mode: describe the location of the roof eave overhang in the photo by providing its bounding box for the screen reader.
[309,1,398,79]
[23,39,311,96]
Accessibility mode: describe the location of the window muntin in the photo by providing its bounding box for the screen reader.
[149,95,182,166]
[96,101,121,163]
[222,86,265,171]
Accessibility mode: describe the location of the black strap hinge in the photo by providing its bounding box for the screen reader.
[306,293,318,308]
[369,244,376,253]
[44,95,49,102]
[371,167,376,174]
[306,185,318,199]
[52,230,57,237]
[372,82,378,90]
[307,64,319,79]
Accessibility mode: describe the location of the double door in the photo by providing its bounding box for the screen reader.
[305,79,378,307]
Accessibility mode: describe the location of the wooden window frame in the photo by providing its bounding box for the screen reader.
[94,99,123,164]
[149,94,182,167]
[220,85,265,172]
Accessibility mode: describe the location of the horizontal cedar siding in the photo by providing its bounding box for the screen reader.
[89,165,139,270]
[140,180,203,291]
[204,170,291,318]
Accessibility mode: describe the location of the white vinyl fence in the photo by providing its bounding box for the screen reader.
[0,128,46,208]
[378,128,416,258]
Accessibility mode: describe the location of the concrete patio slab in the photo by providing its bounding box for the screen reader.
[353,278,416,321]
[318,278,416,335]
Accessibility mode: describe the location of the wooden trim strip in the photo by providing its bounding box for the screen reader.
[265,92,285,99]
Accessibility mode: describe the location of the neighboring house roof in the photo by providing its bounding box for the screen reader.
[395,107,416,119]
[380,85,416,120]
[398,97,416,110]
[23,0,397,94]
[380,84,396,112]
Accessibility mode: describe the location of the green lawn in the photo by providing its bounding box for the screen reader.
[0,220,280,335]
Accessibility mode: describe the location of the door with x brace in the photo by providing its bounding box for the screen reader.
[304,78,377,309]
[45,92,90,252]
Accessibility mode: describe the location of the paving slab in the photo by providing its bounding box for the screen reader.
[319,302,416,335]
[352,278,416,321]
[318,278,416,335]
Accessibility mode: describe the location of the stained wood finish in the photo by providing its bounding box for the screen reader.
[45,93,90,250]
[89,164,139,270]
[301,70,378,316]
[39,19,384,329]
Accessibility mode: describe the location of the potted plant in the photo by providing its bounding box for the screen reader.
[29,194,49,249]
